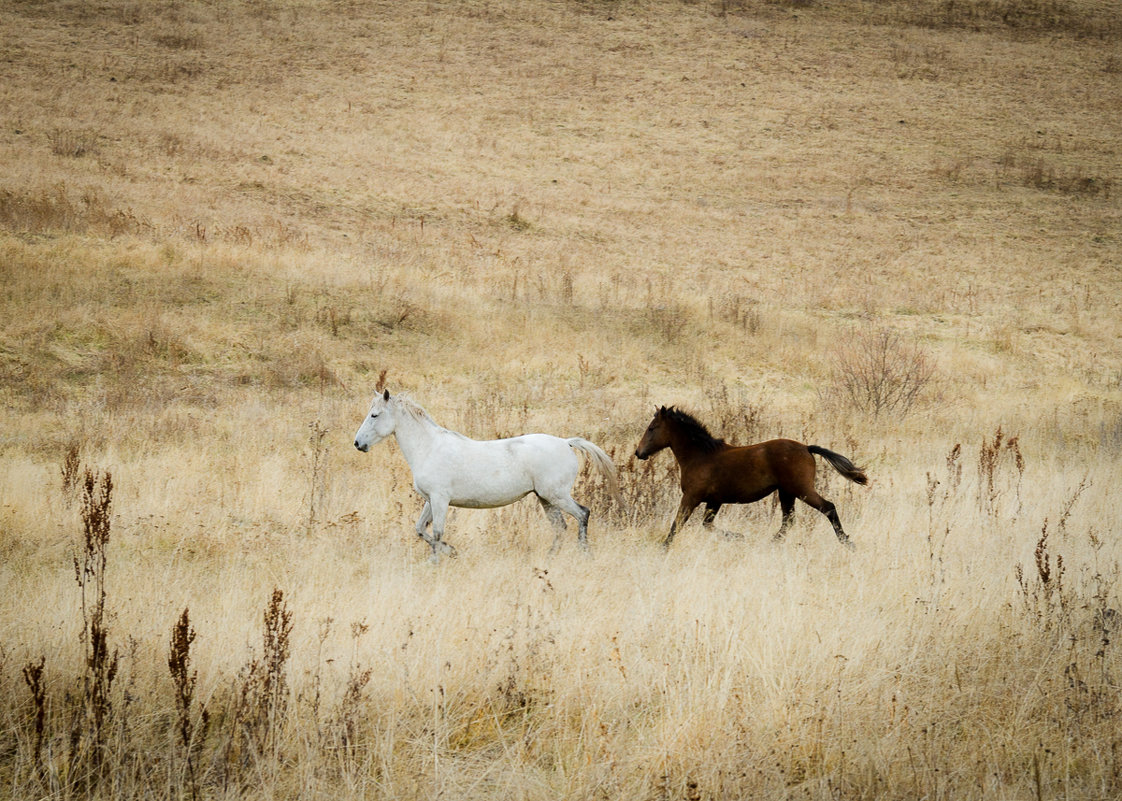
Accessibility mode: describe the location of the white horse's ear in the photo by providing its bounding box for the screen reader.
[383,389,390,401]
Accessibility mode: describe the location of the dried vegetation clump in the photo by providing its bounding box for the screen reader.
[0,0,1120,798]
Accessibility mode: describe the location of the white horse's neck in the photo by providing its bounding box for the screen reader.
[390,397,443,468]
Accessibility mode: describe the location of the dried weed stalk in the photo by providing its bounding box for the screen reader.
[21,657,48,789]
[1015,520,1067,631]
[168,607,207,801]
[978,426,1025,515]
[70,469,119,791]
[218,588,293,790]
[60,440,82,506]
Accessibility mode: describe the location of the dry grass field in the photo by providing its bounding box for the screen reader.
[1,0,1121,798]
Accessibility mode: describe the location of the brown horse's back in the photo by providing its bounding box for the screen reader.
[688,438,816,505]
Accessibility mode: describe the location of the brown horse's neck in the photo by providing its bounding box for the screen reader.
[667,434,722,466]
[661,411,726,466]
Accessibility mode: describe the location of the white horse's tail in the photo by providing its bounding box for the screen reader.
[567,438,625,508]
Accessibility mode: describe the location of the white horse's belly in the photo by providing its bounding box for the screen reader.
[451,487,533,508]
[414,434,575,509]
[449,456,536,507]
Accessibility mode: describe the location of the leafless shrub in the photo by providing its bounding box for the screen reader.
[999,150,1113,197]
[826,328,935,417]
[154,28,204,50]
[709,293,762,334]
[505,204,532,232]
[269,348,341,390]
[705,383,771,444]
[0,186,151,238]
[641,303,693,344]
[910,0,1120,37]
[49,129,100,159]
[1057,476,1090,537]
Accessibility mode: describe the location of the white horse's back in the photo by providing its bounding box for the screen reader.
[426,433,579,509]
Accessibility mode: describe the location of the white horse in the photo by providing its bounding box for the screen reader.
[353,390,623,561]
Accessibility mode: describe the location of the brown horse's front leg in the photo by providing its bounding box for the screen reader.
[664,498,698,549]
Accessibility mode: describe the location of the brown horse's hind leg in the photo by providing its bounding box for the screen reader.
[799,491,854,549]
[774,490,796,541]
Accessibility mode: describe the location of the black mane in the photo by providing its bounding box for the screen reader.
[664,407,725,453]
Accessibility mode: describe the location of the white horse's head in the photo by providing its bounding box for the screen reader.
[354,389,396,452]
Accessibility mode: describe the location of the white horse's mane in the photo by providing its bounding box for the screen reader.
[391,393,468,439]
[390,392,434,424]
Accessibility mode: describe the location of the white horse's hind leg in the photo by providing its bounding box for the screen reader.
[547,494,591,552]
[537,496,568,553]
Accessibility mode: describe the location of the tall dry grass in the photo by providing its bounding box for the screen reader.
[1,0,1120,798]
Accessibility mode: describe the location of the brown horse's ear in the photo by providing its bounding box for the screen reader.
[383,389,390,401]
[658,405,666,415]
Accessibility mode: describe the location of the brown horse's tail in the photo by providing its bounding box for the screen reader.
[808,445,868,485]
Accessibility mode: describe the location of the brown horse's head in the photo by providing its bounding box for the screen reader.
[635,406,671,460]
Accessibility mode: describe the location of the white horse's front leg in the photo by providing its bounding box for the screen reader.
[415,500,434,544]
[428,496,457,563]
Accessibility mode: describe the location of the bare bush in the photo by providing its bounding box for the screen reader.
[826,328,935,417]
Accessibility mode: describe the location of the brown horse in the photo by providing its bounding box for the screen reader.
[634,406,867,549]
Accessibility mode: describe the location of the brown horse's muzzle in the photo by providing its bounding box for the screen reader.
[634,448,649,460]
